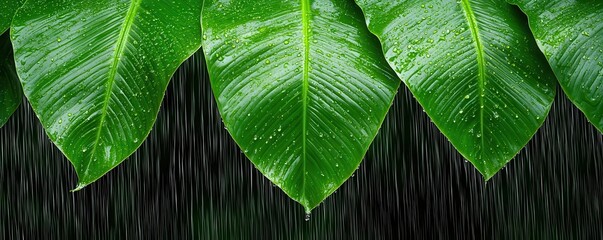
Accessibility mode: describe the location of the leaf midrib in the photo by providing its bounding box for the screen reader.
[460,0,486,157]
[81,0,142,185]
[300,0,311,209]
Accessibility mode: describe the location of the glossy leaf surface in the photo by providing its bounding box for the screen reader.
[0,0,24,33]
[0,32,21,127]
[11,0,202,188]
[202,0,399,211]
[508,0,603,132]
[355,0,556,178]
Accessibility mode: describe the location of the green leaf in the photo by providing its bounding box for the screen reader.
[202,0,399,211]
[508,0,603,133]
[11,0,202,188]
[0,32,21,127]
[0,0,25,33]
[0,0,25,126]
[354,0,556,178]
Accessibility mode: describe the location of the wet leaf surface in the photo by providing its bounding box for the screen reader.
[10,0,202,187]
[0,32,21,127]
[202,0,399,211]
[355,0,557,178]
[508,0,603,132]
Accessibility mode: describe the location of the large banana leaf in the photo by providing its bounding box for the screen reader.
[0,0,24,126]
[202,0,399,211]
[354,0,556,178]
[11,0,202,189]
[0,32,21,127]
[508,0,603,132]
[0,0,24,33]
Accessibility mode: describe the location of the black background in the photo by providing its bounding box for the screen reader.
[1,50,602,239]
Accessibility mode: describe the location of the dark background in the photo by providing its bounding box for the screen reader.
[1,50,602,239]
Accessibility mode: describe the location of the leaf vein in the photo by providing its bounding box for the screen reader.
[301,0,311,210]
[460,0,487,161]
[80,0,142,186]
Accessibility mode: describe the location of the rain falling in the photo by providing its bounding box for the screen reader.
[2,50,602,239]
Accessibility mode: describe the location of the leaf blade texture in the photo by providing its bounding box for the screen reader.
[354,0,556,178]
[508,0,603,132]
[0,0,25,33]
[11,0,202,188]
[202,0,399,211]
[0,32,21,127]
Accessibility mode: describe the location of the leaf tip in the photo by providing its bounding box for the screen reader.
[70,182,88,192]
[482,172,495,182]
[296,196,318,214]
[478,165,502,181]
[303,205,312,215]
